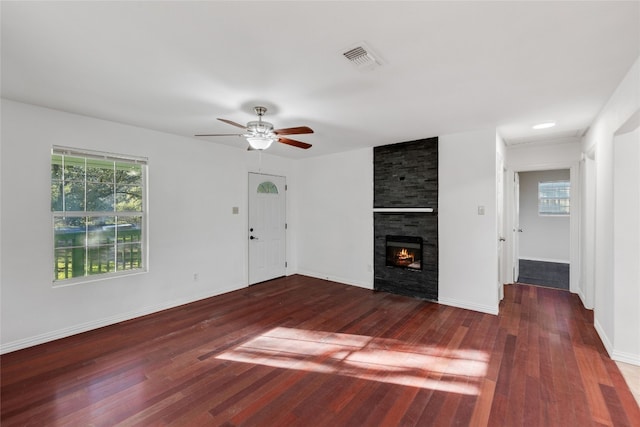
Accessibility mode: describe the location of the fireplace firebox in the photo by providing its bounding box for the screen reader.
[385,235,423,271]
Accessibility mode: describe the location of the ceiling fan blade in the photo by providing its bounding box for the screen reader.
[194,133,243,137]
[274,126,314,135]
[278,137,312,149]
[217,118,247,129]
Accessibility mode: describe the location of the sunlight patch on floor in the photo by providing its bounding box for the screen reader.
[216,327,488,395]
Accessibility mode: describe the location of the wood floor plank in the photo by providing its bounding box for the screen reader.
[2,277,639,426]
[468,378,494,426]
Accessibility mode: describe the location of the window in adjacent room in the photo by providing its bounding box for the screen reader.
[538,180,570,216]
[51,147,148,283]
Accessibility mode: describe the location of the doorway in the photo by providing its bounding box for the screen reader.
[515,169,571,290]
[248,173,286,285]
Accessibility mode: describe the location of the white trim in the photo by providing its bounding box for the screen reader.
[373,208,434,213]
[0,283,243,354]
[504,160,581,294]
[296,270,373,290]
[438,296,499,316]
[52,269,148,288]
[592,308,640,366]
[518,257,570,264]
[576,287,591,310]
[612,350,640,366]
[594,317,613,358]
[52,145,148,164]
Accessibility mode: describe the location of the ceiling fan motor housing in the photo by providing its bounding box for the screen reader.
[246,120,276,138]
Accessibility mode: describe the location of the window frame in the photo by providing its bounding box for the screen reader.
[538,179,570,216]
[51,146,148,286]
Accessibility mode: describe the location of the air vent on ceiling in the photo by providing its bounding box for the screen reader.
[342,42,382,71]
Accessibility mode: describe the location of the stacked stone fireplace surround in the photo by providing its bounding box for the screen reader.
[373,137,438,300]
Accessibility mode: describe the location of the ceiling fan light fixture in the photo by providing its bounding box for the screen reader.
[246,136,275,150]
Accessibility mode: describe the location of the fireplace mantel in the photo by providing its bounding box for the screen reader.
[373,208,434,213]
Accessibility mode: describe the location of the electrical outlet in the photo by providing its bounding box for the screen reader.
[193,273,199,281]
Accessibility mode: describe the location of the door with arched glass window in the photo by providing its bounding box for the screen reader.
[248,173,286,285]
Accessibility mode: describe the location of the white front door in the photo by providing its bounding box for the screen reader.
[248,173,286,285]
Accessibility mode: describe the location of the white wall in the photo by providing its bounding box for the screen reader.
[294,148,374,288]
[508,139,581,169]
[613,127,640,364]
[518,169,571,263]
[439,129,499,315]
[0,100,531,351]
[0,99,296,353]
[580,153,596,308]
[583,56,640,364]
[294,133,506,318]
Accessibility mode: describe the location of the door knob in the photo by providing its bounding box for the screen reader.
[250,235,258,240]
[499,237,506,242]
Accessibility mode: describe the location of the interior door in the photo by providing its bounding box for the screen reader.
[497,155,506,299]
[248,173,286,285]
[513,172,521,282]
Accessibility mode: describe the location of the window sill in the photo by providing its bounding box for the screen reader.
[52,269,148,288]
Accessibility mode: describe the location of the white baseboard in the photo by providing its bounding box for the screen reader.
[438,296,499,316]
[296,270,373,290]
[612,350,640,366]
[300,272,498,315]
[576,287,594,310]
[594,317,613,357]
[0,283,243,355]
[594,319,640,365]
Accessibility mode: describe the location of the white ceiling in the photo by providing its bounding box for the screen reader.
[2,1,639,158]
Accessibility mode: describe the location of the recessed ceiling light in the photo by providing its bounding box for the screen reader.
[532,122,556,130]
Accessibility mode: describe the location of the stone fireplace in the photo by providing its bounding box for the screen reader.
[373,137,438,300]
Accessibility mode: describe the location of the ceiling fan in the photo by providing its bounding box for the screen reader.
[195,106,313,150]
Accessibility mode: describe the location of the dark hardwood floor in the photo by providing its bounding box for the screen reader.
[2,275,639,426]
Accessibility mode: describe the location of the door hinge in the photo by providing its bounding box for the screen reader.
[285,184,288,191]
[285,261,288,268]
[285,223,288,229]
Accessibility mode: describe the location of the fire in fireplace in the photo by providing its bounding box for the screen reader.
[386,235,423,271]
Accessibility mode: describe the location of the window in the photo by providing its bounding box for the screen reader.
[538,180,570,216]
[51,147,147,283]
[257,181,279,194]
